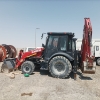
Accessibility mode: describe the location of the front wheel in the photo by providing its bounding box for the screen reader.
[49,56,72,79]
[21,61,35,75]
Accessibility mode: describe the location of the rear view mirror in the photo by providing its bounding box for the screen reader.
[41,33,46,39]
[42,43,45,48]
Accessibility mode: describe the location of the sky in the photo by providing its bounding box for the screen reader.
[0,0,100,48]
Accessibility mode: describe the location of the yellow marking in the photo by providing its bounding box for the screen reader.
[26,53,37,58]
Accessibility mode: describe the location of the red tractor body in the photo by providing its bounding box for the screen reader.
[15,47,44,68]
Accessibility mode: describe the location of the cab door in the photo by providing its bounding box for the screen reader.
[44,35,59,60]
[67,36,74,58]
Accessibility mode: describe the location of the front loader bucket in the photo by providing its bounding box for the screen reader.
[1,58,16,73]
[81,61,96,74]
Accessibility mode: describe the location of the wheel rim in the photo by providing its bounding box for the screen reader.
[23,65,31,73]
[53,61,67,75]
[55,62,65,72]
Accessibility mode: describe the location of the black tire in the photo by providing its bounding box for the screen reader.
[21,61,35,75]
[97,58,100,66]
[49,56,72,79]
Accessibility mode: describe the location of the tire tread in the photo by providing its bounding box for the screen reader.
[49,56,72,79]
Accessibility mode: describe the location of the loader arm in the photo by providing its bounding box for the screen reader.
[81,18,96,73]
[15,47,44,68]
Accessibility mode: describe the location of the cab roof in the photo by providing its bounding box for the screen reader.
[47,32,75,37]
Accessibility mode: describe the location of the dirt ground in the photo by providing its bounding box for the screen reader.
[0,65,100,100]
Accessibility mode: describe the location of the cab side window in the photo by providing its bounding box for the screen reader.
[47,36,53,48]
[47,36,59,49]
[72,40,76,51]
[60,36,67,51]
[68,37,72,51]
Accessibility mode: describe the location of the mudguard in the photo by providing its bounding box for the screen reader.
[48,52,74,63]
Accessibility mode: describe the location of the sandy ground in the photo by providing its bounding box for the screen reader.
[0,65,100,100]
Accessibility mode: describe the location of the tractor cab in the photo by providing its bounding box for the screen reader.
[43,32,75,61]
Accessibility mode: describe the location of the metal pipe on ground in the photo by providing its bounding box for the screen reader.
[2,44,12,58]
[0,44,17,62]
[0,45,6,62]
[9,45,17,58]
[2,44,17,58]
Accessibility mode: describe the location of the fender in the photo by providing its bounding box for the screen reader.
[48,52,74,63]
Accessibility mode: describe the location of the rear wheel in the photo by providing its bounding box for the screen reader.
[97,58,100,66]
[21,61,35,75]
[49,56,72,78]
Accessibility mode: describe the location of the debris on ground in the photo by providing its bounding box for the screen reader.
[5,72,20,79]
[21,92,33,96]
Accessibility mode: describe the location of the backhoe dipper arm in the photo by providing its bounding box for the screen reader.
[80,18,96,74]
[81,18,92,61]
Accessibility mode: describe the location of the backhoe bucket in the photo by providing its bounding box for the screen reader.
[82,61,96,74]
